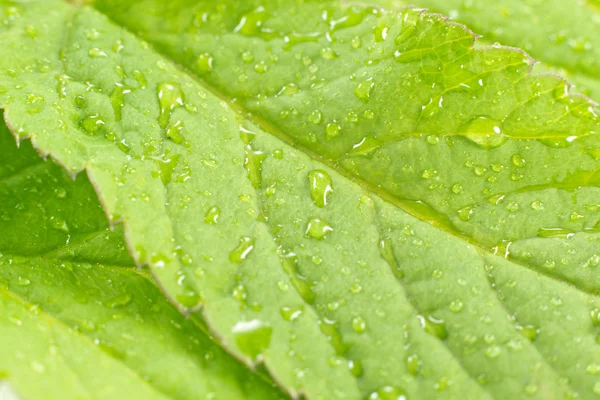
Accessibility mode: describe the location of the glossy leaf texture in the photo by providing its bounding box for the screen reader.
[0,120,286,399]
[374,0,600,99]
[1,0,600,399]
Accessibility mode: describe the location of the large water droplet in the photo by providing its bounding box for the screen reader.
[232,319,272,361]
[196,52,214,72]
[319,318,349,356]
[459,116,506,148]
[204,206,221,224]
[378,236,403,278]
[417,315,448,339]
[79,114,105,136]
[354,78,374,103]
[280,305,304,321]
[229,237,255,263]
[109,83,131,122]
[305,218,333,240]
[308,170,333,208]
[157,82,184,129]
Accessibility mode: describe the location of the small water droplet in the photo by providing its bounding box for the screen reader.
[531,200,544,211]
[105,294,132,308]
[88,47,107,58]
[17,276,31,286]
[516,324,539,341]
[368,386,407,400]
[449,300,464,313]
[352,316,367,333]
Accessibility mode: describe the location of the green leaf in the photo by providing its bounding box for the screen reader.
[370,0,600,99]
[0,120,286,399]
[1,1,600,399]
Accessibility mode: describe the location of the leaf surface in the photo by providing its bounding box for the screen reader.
[1,1,600,399]
[0,120,286,400]
[370,0,600,99]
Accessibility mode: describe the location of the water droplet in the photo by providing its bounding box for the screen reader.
[511,154,526,168]
[420,97,442,119]
[307,170,333,208]
[196,52,214,72]
[277,83,299,96]
[417,315,448,339]
[516,324,539,341]
[132,70,147,89]
[308,110,323,125]
[352,316,367,333]
[378,236,403,278]
[254,61,267,74]
[451,183,463,194]
[281,252,316,304]
[79,114,105,136]
[348,359,363,377]
[484,345,501,359]
[204,206,221,224]
[354,78,374,103]
[531,200,544,211]
[110,83,131,122]
[88,47,107,58]
[166,120,186,144]
[233,6,274,39]
[25,24,37,39]
[232,319,272,361]
[157,82,184,129]
[280,305,303,321]
[305,218,333,240]
[325,121,341,139]
[457,206,473,221]
[407,354,421,376]
[449,300,464,313]
[421,169,438,179]
[319,319,349,355]
[17,276,31,286]
[320,47,338,59]
[459,116,506,148]
[176,289,201,308]
[105,293,132,308]
[241,51,254,63]
[368,386,407,400]
[229,237,255,263]
[374,24,389,42]
[243,146,266,189]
